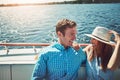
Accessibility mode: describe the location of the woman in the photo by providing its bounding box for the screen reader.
[84,26,120,80]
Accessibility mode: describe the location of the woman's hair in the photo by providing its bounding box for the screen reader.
[55,19,76,36]
[94,41,113,71]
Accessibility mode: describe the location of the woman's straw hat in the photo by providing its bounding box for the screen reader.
[85,26,115,45]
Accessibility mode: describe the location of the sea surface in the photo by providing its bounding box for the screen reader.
[0,3,120,49]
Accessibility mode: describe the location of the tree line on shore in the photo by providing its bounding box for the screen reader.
[75,0,120,3]
[0,0,120,7]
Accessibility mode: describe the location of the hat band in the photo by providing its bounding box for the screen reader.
[92,35,109,42]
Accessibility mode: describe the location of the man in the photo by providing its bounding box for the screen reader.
[31,19,86,80]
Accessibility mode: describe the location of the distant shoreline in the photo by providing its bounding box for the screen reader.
[0,1,120,7]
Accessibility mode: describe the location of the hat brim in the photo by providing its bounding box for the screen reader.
[85,34,115,45]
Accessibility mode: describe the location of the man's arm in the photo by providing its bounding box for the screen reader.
[31,54,47,80]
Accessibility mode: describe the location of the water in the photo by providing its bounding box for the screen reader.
[0,3,120,45]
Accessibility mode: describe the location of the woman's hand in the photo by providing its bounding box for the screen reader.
[72,42,80,51]
[109,30,120,44]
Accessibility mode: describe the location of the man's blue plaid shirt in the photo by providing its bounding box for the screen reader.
[31,43,86,80]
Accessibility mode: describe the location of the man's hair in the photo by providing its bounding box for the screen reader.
[56,19,76,36]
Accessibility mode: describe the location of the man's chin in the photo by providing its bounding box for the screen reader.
[69,43,73,47]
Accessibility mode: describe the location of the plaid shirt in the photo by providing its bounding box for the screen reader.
[31,43,86,80]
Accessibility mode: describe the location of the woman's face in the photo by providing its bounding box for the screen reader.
[90,38,99,47]
[90,38,104,56]
[90,38,100,54]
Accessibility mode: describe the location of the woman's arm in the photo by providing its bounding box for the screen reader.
[107,30,120,70]
[72,42,91,54]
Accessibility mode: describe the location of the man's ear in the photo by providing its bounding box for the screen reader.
[57,31,63,37]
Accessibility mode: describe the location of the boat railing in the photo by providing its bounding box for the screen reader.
[0,43,50,55]
[0,43,89,55]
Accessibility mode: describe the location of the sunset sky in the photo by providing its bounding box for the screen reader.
[0,0,75,4]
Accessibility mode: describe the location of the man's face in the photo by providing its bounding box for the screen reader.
[58,27,77,48]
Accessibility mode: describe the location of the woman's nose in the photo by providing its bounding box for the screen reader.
[90,38,94,43]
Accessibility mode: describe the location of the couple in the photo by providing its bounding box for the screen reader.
[31,19,120,80]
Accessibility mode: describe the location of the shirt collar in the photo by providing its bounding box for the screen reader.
[52,42,71,51]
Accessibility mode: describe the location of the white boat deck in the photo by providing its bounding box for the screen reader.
[0,48,41,64]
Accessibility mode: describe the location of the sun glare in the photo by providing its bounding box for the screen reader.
[10,0,43,4]
[0,0,73,4]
